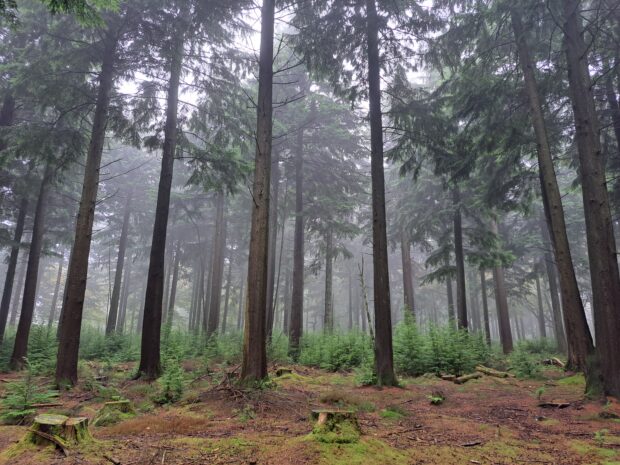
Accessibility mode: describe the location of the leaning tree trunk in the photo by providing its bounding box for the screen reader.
[366,0,396,386]
[207,192,226,337]
[453,189,467,330]
[400,228,414,318]
[0,196,28,344]
[563,0,620,396]
[323,226,334,333]
[55,34,118,387]
[289,123,305,356]
[137,30,184,380]
[166,241,181,327]
[541,220,567,354]
[240,0,274,383]
[491,221,513,354]
[535,272,547,339]
[11,165,53,370]
[265,150,280,339]
[47,254,64,331]
[105,190,132,336]
[511,7,593,374]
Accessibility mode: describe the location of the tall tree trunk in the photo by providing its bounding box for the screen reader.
[240,0,274,383]
[542,239,567,353]
[535,272,547,339]
[11,165,52,370]
[105,190,132,336]
[188,258,199,332]
[468,269,481,332]
[265,150,280,339]
[221,249,233,334]
[237,278,244,332]
[0,196,28,343]
[446,275,455,323]
[453,189,467,330]
[563,0,620,396]
[136,30,184,380]
[511,7,592,375]
[55,33,118,387]
[289,123,305,356]
[117,255,132,333]
[207,193,226,337]
[201,238,213,333]
[162,237,173,320]
[348,269,353,330]
[366,0,396,386]
[323,227,334,333]
[282,260,291,335]
[166,241,181,327]
[10,254,27,327]
[400,228,414,318]
[491,221,513,354]
[47,254,64,331]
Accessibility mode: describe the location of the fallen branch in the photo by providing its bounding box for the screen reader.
[475,365,514,378]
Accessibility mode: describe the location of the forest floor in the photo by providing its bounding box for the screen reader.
[0,362,619,465]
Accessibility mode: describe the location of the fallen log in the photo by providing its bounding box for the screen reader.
[454,372,482,384]
[440,374,456,382]
[475,365,514,378]
[542,357,565,368]
[538,401,570,409]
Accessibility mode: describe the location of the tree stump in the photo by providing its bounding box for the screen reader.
[311,409,360,443]
[275,368,293,377]
[28,414,91,453]
[93,399,135,426]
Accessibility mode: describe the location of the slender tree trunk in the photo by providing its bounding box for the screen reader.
[282,261,291,335]
[543,242,567,353]
[400,228,414,318]
[162,237,173,320]
[166,241,181,327]
[240,0,274,383]
[491,221,513,354]
[105,190,132,335]
[137,30,184,380]
[511,7,593,375]
[265,150,280,339]
[201,239,212,333]
[237,278,244,332]
[11,165,52,370]
[348,269,353,330]
[366,0,396,386]
[535,272,547,339]
[55,33,118,387]
[446,275,455,323]
[117,255,132,333]
[453,189,467,329]
[323,227,334,333]
[188,259,199,332]
[563,0,620,396]
[0,196,28,343]
[9,255,27,327]
[47,254,64,331]
[222,249,233,334]
[207,193,226,337]
[289,123,305,356]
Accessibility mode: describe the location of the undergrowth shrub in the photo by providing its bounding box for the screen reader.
[298,332,373,371]
[510,343,542,378]
[154,342,186,404]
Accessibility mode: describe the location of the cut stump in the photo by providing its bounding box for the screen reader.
[93,399,135,426]
[311,409,360,444]
[275,368,293,377]
[28,414,91,453]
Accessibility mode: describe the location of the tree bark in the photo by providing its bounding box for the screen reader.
[166,240,181,327]
[221,249,233,334]
[136,29,184,380]
[535,272,547,339]
[453,189,467,330]
[400,228,414,318]
[265,150,280,339]
[47,254,64,331]
[491,221,513,354]
[446,275,455,323]
[282,260,291,335]
[207,192,226,337]
[289,122,305,356]
[117,255,132,333]
[236,278,244,331]
[55,32,118,387]
[563,0,620,396]
[366,0,396,386]
[105,190,132,336]
[323,226,334,332]
[511,6,592,374]
[541,230,567,353]
[240,0,274,383]
[348,268,353,330]
[11,165,53,370]
[10,253,27,327]
[0,196,28,343]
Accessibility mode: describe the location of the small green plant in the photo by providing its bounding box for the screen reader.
[234,404,256,423]
[594,429,609,446]
[154,346,186,404]
[380,404,406,420]
[354,357,377,386]
[427,391,445,405]
[0,361,58,424]
[535,386,546,400]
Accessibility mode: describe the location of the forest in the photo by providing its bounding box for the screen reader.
[0,0,619,463]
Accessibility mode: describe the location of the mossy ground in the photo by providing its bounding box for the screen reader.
[0,363,619,464]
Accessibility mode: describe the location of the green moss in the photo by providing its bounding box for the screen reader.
[379,405,407,421]
[571,440,618,460]
[314,438,409,464]
[558,374,585,386]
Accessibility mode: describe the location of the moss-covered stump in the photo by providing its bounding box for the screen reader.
[311,409,360,444]
[93,399,135,427]
[27,414,91,453]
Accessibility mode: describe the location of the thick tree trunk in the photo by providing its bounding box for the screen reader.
[511,7,592,374]
[491,221,513,354]
[117,255,131,333]
[265,150,280,339]
[221,249,233,334]
[166,241,181,327]
[207,193,226,337]
[323,227,334,333]
[535,272,547,339]
[0,196,28,343]
[289,124,305,356]
[47,254,64,331]
[366,0,396,386]
[105,190,132,336]
[400,228,414,318]
[240,0,274,383]
[55,33,118,387]
[453,189,467,329]
[136,30,184,380]
[11,165,52,370]
[563,0,620,396]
